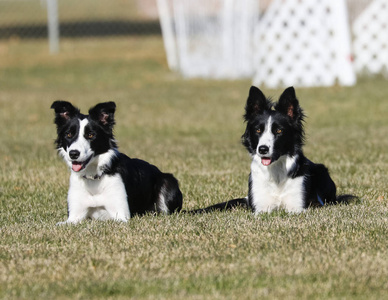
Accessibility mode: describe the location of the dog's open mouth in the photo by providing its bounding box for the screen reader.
[71,156,92,172]
[261,157,272,166]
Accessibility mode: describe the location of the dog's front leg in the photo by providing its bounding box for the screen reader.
[102,175,131,222]
[56,206,88,225]
[104,199,130,222]
[56,188,89,225]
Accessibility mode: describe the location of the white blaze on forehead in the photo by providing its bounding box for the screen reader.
[257,116,274,154]
[80,118,88,132]
[68,118,93,160]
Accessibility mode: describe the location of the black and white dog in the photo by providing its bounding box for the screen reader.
[51,101,182,224]
[194,86,353,214]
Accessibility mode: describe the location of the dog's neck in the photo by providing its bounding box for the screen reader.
[251,154,299,185]
[77,149,118,181]
[83,173,104,180]
[79,159,104,180]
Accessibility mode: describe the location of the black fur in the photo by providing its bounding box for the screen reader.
[187,198,248,214]
[103,153,183,215]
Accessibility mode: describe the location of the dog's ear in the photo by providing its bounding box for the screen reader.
[88,102,116,129]
[276,87,302,120]
[244,86,270,121]
[51,100,79,126]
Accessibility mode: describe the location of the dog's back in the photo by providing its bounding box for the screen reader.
[107,153,182,215]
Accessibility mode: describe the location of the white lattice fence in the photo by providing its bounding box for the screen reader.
[352,0,388,77]
[252,0,355,88]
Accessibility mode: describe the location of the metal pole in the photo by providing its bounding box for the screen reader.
[46,0,59,54]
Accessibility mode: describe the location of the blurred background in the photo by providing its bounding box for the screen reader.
[0,0,160,40]
[0,0,386,87]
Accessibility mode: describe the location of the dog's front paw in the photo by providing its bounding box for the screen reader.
[56,219,82,226]
[56,221,69,226]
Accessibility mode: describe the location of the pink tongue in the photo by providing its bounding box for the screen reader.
[261,158,271,166]
[72,163,83,172]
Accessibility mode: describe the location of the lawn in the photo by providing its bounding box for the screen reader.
[0,37,387,299]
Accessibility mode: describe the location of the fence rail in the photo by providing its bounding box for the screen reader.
[0,20,161,39]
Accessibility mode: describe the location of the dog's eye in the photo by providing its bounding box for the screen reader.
[256,129,261,134]
[276,129,282,134]
[87,133,94,139]
[66,132,72,138]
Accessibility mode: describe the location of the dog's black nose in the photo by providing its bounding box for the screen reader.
[69,150,80,160]
[258,145,269,155]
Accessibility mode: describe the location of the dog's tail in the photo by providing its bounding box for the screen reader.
[185,198,249,214]
[317,193,358,207]
[335,194,359,205]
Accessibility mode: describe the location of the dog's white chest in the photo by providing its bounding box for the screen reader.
[250,156,305,213]
[63,173,130,224]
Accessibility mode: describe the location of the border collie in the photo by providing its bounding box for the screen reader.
[193,86,353,214]
[51,101,182,224]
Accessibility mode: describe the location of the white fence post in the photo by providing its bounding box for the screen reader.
[46,0,59,54]
[156,0,178,71]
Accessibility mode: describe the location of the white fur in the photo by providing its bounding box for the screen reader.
[83,149,117,179]
[157,186,170,214]
[68,119,93,164]
[250,154,305,213]
[57,172,130,225]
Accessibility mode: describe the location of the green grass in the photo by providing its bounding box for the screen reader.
[0,37,387,299]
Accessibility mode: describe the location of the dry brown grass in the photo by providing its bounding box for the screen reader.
[0,37,387,299]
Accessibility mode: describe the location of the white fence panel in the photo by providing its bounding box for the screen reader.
[252,0,355,88]
[352,0,388,77]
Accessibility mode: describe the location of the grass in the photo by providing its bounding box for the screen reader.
[0,0,143,25]
[0,37,387,299]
